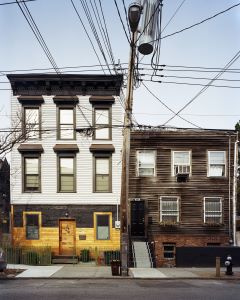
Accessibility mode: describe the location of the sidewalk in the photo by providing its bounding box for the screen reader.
[4,264,240,279]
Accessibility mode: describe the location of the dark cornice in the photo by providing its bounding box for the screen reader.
[7,74,123,96]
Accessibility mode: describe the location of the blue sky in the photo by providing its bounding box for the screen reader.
[1,0,240,130]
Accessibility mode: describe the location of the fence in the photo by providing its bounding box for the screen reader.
[79,247,120,265]
[1,246,52,265]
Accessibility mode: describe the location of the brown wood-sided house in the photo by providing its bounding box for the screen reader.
[129,128,238,267]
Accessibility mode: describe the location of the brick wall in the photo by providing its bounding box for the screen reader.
[151,234,229,267]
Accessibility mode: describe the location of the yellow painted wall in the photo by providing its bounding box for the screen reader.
[12,226,120,256]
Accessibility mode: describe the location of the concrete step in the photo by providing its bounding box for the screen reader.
[52,255,79,264]
[133,241,152,268]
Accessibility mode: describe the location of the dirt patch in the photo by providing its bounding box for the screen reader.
[0,269,25,278]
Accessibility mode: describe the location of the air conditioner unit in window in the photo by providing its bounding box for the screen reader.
[176,165,190,175]
[115,221,120,229]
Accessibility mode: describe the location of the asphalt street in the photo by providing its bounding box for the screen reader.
[0,279,240,300]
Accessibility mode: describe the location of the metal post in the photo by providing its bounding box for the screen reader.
[216,257,221,277]
[120,31,138,277]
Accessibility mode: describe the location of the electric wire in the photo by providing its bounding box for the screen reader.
[154,2,240,41]
[113,0,131,44]
[0,0,35,5]
[163,48,240,125]
[142,82,202,128]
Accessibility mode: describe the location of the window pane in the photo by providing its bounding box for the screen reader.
[60,158,74,174]
[26,215,39,240]
[95,128,109,139]
[138,151,155,176]
[25,158,38,174]
[96,158,109,174]
[174,152,189,164]
[60,175,74,191]
[60,109,73,123]
[209,165,225,176]
[60,125,74,139]
[95,109,109,124]
[210,152,225,164]
[97,215,109,240]
[205,198,222,223]
[25,108,39,124]
[26,175,39,188]
[96,175,109,191]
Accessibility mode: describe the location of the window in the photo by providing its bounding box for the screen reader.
[95,214,110,240]
[160,196,179,223]
[24,157,40,192]
[204,197,222,224]
[58,156,75,192]
[208,151,226,177]
[24,107,40,139]
[163,243,176,259]
[25,213,40,240]
[58,108,75,139]
[94,156,111,192]
[137,150,156,176]
[172,151,191,175]
[94,108,111,140]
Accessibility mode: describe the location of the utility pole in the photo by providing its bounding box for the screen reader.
[120,0,160,276]
[120,2,141,277]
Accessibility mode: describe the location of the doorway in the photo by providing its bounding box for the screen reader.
[59,219,76,255]
[130,200,145,237]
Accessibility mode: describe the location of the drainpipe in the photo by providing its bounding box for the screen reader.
[229,135,231,240]
[233,132,239,246]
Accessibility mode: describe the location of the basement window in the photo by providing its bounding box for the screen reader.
[163,243,175,259]
[25,213,40,240]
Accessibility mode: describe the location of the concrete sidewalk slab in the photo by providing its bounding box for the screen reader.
[159,268,199,278]
[51,266,113,278]
[7,264,63,278]
[129,268,166,278]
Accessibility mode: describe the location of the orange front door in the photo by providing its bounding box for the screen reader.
[59,220,76,255]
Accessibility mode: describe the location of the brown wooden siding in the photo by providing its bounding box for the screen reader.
[129,130,237,237]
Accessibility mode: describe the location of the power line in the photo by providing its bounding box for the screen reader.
[161,0,187,33]
[155,2,240,41]
[163,48,240,125]
[140,78,240,89]
[16,0,61,75]
[0,0,36,5]
[70,0,106,74]
[113,0,130,44]
[142,82,202,128]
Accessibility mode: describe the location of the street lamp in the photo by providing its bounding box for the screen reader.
[120,2,141,277]
[128,2,142,33]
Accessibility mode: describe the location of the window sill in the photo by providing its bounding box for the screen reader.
[203,223,224,227]
[159,222,179,227]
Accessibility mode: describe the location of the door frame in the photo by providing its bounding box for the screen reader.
[59,218,76,255]
[129,199,147,238]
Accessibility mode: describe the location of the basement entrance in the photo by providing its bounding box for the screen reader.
[130,200,145,237]
[59,219,76,255]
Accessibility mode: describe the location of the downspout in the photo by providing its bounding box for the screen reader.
[233,132,239,246]
[229,135,231,240]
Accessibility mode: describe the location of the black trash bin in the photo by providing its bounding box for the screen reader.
[110,260,121,276]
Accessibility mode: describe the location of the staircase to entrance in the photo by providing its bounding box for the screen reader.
[132,240,153,268]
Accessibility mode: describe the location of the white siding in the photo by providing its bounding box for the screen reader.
[11,95,124,205]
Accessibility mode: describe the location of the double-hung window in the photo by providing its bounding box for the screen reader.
[204,197,222,224]
[208,151,226,177]
[24,107,40,139]
[24,157,40,192]
[58,156,76,192]
[172,151,191,175]
[25,213,40,240]
[163,243,176,259]
[94,156,111,192]
[95,213,111,240]
[160,196,179,223]
[58,108,75,140]
[94,108,111,140]
[137,150,156,176]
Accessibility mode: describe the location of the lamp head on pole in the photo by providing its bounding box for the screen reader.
[128,2,142,33]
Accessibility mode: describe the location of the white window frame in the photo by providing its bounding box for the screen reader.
[207,151,226,177]
[137,150,156,177]
[204,197,222,224]
[172,150,191,176]
[160,196,180,223]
